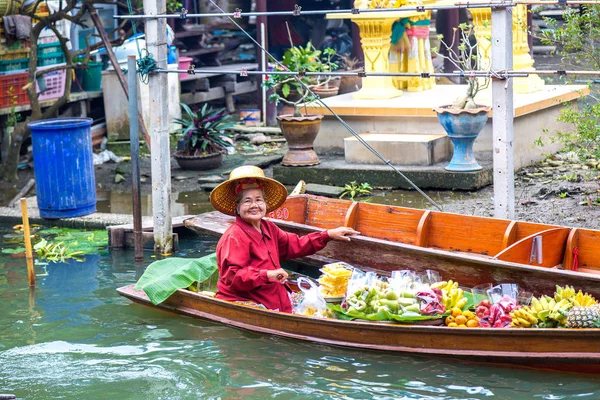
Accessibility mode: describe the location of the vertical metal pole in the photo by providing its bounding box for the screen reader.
[491,6,515,219]
[261,23,267,125]
[128,56,144,261]
[143,0,173,255]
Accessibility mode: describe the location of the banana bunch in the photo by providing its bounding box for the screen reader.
[432,280,468,310]
[510,306,539,328]
[555,285,598,307]
[530,295,573,327]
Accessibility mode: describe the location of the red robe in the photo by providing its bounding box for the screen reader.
[216,216,330,312]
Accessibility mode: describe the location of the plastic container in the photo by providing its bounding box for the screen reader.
[35,64,66,101]
[28,117,96,219]
[239,109,261,126]
[0,70,28,107]
[167,45,177,64]
[178,56,193,80]
[37,41,62,55]
[81,62,102,91]
[38,51,66,66]
[0,57,29,73]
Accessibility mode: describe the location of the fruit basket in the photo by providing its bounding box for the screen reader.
[0,70,29,107]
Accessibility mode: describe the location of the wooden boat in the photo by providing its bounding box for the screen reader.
[184,194,600,298]
[117,284,600,374]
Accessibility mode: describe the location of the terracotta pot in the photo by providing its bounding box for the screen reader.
[339,70,363,95]
[312,85,339,99]
[277,114,323,166]
[174,151,223,170]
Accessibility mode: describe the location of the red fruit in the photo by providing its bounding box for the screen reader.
[480,299,491,308]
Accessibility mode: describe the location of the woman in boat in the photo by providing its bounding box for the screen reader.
[209,166,359,313]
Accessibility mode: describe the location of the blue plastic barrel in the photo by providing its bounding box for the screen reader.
[28,118,96,219]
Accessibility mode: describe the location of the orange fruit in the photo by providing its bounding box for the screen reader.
[455,315,468,325]
[451,307,463,317]
[457,324,467,328]
[463,310,475,320]
[448,322,458,327]
[466,319,479,328]
[445,316,455,325]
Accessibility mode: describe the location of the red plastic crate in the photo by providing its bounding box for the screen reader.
[0,71,29,108]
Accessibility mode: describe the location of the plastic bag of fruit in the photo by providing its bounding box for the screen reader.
[416,287,446,315]
[294,277,329,317]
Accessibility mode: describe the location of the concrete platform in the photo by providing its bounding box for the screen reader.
[344,133,449,165]
[273,155,492,191]
[307,84,589,171]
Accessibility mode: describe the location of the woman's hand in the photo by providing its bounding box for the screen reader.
[327,227,360,242]
[266,268,289,283]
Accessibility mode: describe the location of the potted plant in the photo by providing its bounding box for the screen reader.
[433,23,491,172]
[172,103,235,170]
[263,42,338,166]
[337,55,363,95]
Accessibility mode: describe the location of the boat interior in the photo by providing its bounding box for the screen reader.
[268,195,600,274]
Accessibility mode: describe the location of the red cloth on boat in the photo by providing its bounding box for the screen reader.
[216,216,330,312]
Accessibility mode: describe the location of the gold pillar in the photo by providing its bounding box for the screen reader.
[353,17,404,99]
[470,5,544,94]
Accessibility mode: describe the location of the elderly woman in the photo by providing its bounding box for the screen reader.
[209,166,359,312]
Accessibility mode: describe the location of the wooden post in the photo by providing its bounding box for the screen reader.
[143,0,173,255]
[256,0,267,124]
[128,56,144,261]
[20,198,35,287]
[491,6,515,219]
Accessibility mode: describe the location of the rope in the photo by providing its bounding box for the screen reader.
[206,0,444,212]
[125,0,159,83]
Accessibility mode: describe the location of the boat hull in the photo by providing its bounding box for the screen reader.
[118,284,600,374]
[184,211,600,299]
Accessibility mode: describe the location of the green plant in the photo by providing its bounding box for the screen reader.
[538,5,600,159]
[558,192,568,199]
[167,0,182,13]
[34,238,85,262]
[173,103,235,156]
[433,23,490,109]
[340,181,373,201]
[263,42,338,117]
[6,86,19,128]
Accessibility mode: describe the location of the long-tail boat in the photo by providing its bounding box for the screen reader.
[118,194,600,374]
[182,194,600,298]
[117,284,600,374]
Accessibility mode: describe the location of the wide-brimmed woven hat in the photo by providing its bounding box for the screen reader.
[210,166,288,216]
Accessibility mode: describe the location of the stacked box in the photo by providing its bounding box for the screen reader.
[0,71,29,108]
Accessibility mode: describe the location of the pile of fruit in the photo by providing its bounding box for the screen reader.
[510,285,600,328]
[343,279,420,315]
[318,262,353,299]
[445,308,480,328]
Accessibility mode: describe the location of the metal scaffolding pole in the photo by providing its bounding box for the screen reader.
[143,0,173,255]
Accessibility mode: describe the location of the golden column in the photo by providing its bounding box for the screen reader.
[351,16,404,99]
[470,5,544,94]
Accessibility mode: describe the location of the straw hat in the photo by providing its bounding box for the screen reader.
[210,166,288,216]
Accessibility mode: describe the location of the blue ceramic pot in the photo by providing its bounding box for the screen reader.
[434,105,491,172]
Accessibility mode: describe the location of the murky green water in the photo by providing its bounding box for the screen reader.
[1,225,600,399]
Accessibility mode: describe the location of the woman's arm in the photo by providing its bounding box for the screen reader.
[277,225,361,260]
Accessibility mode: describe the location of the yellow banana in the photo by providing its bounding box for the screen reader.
[517,317,532,328]
[531,297,542,313]
[539,296,549,310]
[445,280,454,292]
[547,297,556,311]
[455,297,468,309]
[431,281,447,289]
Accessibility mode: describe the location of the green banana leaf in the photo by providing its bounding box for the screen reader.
[134,253,218,305]
[328,304,442,323]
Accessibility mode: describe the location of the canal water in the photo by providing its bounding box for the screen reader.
[1,225,599,399]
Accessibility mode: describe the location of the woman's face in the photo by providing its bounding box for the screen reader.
[237,188,267,225]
